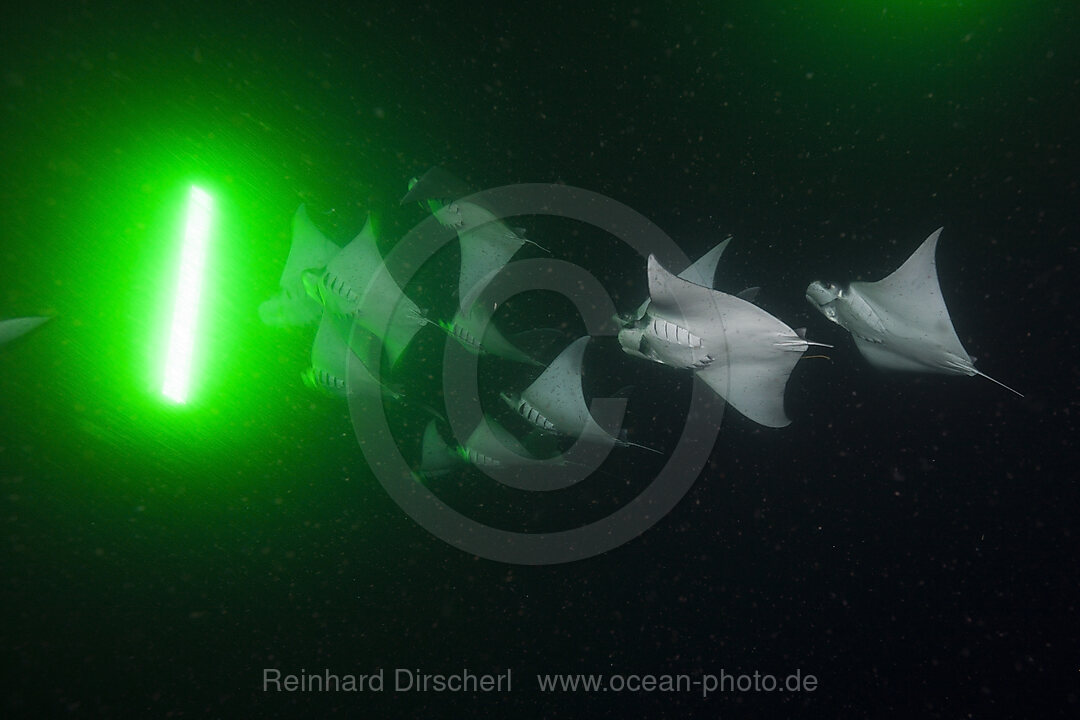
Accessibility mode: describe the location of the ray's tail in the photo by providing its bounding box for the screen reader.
[620,439,665,455]
[974,370,1024,398]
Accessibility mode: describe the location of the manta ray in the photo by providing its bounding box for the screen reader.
[301,212,426,367]
[619,255,825,428]
[419,415,549,473]
[258,205,339,327]
[302,312,393,401]
[403,168,548,365]
[501,335,658,452]
[622,237,761,326]
[805,228,1022,396]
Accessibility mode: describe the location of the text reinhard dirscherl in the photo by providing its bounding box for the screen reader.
[263,668,511,693]
[262,668,819,697]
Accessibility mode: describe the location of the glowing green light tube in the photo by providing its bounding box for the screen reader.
[161,186,213,403]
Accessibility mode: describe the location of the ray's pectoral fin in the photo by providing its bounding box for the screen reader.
[852,337,934,373]
[855,228,1024,397]
[0,316,51,346]
[676,236,731,288]
[849,227,971,361]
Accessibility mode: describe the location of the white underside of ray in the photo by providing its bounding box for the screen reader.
[434,201,530,311]
[811,228,1022,396]
[306,313,387,400]
[306,215,424,366]
[851,340,936,373]
[413,189,544,365]
[443,301,543,367]
[847,228,974,369]
[644,255,811,428]
[506,336,618,444]
[0,316,50,345]
[441,264,543,366]
[259,205,339,327]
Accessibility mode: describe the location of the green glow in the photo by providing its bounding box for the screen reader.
[161,186,214,404]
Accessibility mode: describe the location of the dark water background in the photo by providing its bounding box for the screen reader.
[1,1,1077,716]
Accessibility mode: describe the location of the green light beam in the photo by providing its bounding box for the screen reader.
[161,186,213,404]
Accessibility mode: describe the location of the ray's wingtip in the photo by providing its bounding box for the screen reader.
[399,177,420,205]
[645,253,664,275]
[0,315,54,345]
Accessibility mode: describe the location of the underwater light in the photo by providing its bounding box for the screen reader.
[161,185,214,404]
